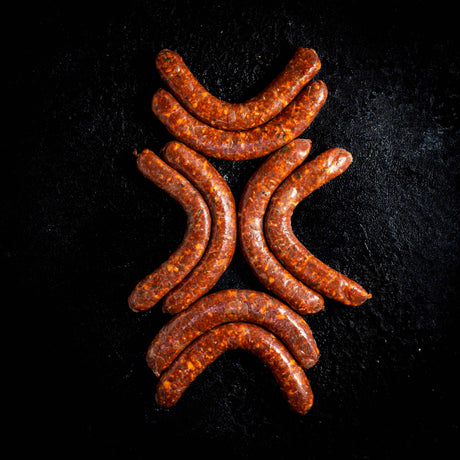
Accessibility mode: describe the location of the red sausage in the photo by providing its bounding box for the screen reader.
[155,48,321,131]
[151,80,327,161]
[155,322,314,414]
[238,139,324,314]
[128,149,211,312]
[146,289,319,377]
[160,141,237,314]
[264,148,372,306]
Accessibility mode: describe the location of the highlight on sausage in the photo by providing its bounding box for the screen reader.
[128,149,211,312]
[151,80,328,161]
[155,48,321,131]
[146,289,319,377]
[160,141,237,314]
[155,322,314,414]
[238,139,324,314]
[264,148,372,306]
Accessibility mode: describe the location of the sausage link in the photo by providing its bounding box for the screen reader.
[128,149,211,312]
[238,139,324,314]
[155,48,321,131]
[155,322,314,414]
[264,148,372,306]
[147,289,319,376]
[160,141,237,314]
[151,80,327,161]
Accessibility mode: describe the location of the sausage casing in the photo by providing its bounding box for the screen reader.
[160,141,237,314]
[238,139,324,314]
[264,148,372,306]
[151,80,327,161]
[155,322,314,414]
[128,149,211,312]
[155,48,321,131]
[147,289,319,376]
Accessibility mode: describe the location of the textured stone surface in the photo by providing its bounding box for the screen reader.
[6,0,458,458]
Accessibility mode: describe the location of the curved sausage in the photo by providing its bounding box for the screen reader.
[155,322,314,414]
[146,289,319,377]
[128,149,211,312]
[151,80,327,161]
[238,139,324,314]
[264,148,372,306]
[160,141,237,314]
[155,48,321,131]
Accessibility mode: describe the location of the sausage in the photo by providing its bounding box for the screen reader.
[264,148,372,306]
[155,48,321,131]
[155,322,314,414]
[146,289,319,377]
[160,141,237,314]
[238,139,324,314]
[128,149,211,312]
[151,80,327,161]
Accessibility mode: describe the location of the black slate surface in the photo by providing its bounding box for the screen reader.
[6,0,459,458]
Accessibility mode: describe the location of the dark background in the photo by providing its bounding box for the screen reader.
[6,0,459,458]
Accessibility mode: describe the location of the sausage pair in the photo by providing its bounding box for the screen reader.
[264,147,372,306]
[239,138,324,314]
[150,289,318,415]
[239,140,371,310]
[128,142,237,314]
[152,48,327,160]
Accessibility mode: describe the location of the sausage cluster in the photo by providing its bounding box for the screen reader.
[129,47,371,414]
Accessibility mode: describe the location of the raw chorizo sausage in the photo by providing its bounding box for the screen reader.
[155,48,321,131]
[128,149,211,312]
[155,322,314,414]
[151,80,327,161]
[160,141,237,314]
[146,289,319,376]
[238,139,324,314]
[264,148,372,306]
